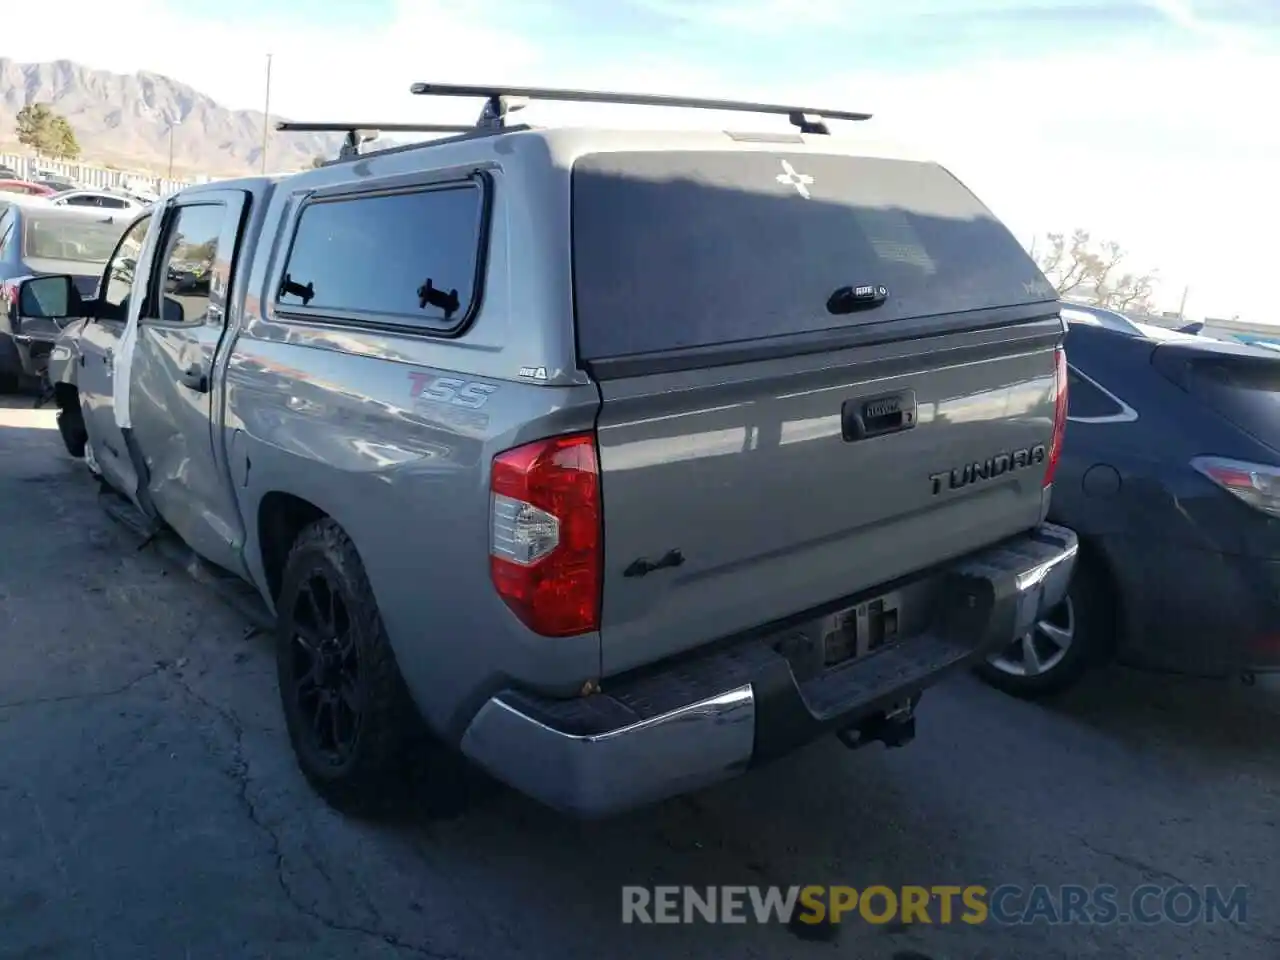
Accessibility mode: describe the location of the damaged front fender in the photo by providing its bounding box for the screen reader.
[45,317,88,391]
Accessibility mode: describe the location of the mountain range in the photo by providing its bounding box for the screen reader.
[0,58,344,176]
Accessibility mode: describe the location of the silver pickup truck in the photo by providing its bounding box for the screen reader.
[25,84,1076,818]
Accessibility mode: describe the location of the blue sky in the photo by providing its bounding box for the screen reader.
[151,0,1274,98]
[161,0,1272,72]
[5,0,1279,319]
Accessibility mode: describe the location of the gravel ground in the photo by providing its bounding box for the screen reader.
[1,397,1277,960]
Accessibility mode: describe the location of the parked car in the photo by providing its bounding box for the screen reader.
[49,189,145,211]
[0,197,132,389]
[0,162,19,179]
[29,168,81,192]
[977,302,1280,696]
[32,85,1076,818]
[0,178,56,199]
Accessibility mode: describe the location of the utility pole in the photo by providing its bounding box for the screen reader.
[1177,285,1189,320]
[261,53,274,174]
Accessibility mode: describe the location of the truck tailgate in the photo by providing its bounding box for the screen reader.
[594,329,1058,674]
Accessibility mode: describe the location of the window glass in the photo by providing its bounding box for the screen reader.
[154,203,224,325]
[23,213,129,264]
[1067,367,1127,419]
[100,215,153,320]
[572,151,1055,359]
[62,194,131,209]
[277,185,483,330]
[1180,357,1280,451]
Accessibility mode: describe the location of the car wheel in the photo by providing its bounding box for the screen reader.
[56,402,88,458]
[975,557,1115,698]
[83,436,103,476]
[275,518,454,816]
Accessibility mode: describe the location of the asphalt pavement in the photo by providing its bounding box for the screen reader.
[1,396,1277,960]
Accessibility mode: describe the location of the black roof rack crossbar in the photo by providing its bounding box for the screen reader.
[408,82,871,135]
[276,121,475,159]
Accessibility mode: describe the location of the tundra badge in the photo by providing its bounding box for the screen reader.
[929,444,1047,495]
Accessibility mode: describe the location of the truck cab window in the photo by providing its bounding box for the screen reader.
[99,214,152,323]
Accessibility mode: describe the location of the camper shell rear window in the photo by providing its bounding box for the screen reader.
[571,150,1054,360]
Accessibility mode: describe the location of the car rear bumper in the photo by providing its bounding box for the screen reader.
[0,331,20,376]
[1110,536,1280,676]
[460,522,1078,818]
[9,314,64,377]
[11,333,55,377]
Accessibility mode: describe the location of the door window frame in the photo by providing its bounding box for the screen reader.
[143,200,228,328]
[95,212,154,325]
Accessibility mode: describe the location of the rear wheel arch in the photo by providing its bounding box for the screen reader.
[1047,512,1127,656]
[265,504,468,815]
[1071,533,1124,659]
[257,491,329,603]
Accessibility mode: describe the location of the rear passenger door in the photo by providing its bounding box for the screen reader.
[128,189,251,575]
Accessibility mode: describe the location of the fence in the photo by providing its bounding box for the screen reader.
[0,152,201,196]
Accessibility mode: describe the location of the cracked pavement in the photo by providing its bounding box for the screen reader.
[1,397,1278,960]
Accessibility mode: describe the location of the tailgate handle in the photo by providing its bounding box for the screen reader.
[843,390,916,441]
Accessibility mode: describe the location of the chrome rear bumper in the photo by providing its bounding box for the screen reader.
[460,686,755,817]
[460,522,1078,818]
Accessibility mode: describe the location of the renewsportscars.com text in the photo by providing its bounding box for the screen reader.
[621,884,1249,927]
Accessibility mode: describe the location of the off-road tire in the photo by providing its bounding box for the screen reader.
[276,518,451,817]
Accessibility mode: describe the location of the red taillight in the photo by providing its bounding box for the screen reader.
[1044,346,1068,487]
[1191,456,1280,518]
[489,432,602,637]
[1,282,18,331]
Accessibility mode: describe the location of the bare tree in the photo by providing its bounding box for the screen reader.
[1034,229,1157,314]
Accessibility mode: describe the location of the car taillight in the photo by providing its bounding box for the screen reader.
[1,281,18,332]
[1191,456,1280,519]
[1044,346,1068,487]
[490,432,602,637]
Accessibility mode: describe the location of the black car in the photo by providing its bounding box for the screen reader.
[977,303,1280,695]
[35,175,80,193]
[0,198,131,390]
